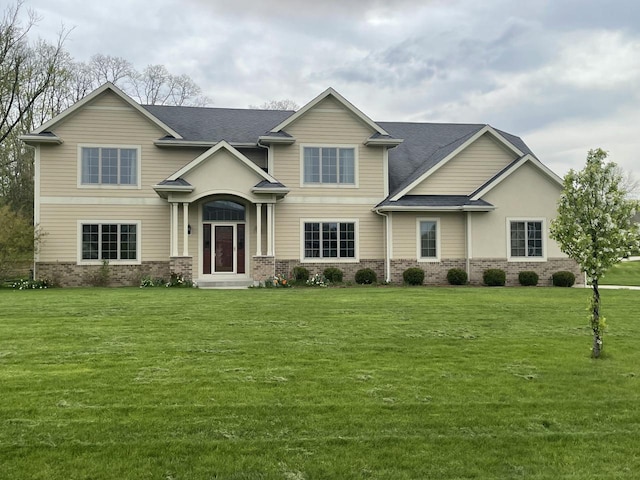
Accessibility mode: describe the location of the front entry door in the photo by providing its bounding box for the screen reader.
[202,223,245,275]
[214,225,234,272]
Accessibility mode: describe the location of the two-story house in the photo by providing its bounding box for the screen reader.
[21,83,580,287]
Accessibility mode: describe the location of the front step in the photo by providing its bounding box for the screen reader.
[196,279,255,289]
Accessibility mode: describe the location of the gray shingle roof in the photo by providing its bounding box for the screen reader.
[139,105,537,203]
[157,178,192,187]
[254,180,288,189]
[141,105,295,143]
[377,122,536,198]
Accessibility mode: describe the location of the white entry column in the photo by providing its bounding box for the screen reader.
[266,203,274,256]
[256,203,263,256]
[182,202,189,257]
[171,202,179,257]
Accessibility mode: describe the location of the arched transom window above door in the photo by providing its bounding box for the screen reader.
[203,200,246,222]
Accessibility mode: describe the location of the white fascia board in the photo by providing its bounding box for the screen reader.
[390,125,525,201]
[257,135,296,145]
[364,138,404,147]
[374,205,495,213]
[154,139,218,148]
[19,134,63,145]
[33,82,183,139]
[269,87,389,136]
[484,125,524,157]
[167,140,278,183]
[154,140,262,148]
[251,187,290,194]
[153,185,194,192]
[470,154,563,201]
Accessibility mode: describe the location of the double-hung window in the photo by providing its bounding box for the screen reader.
[80,146,140,186]
[303,146,355,185]
[417,218,440,261]
[509,219,544,259]
[81,223,139,262]
[303,221,356,260]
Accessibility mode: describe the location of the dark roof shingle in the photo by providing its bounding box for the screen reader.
[141,105,295,143]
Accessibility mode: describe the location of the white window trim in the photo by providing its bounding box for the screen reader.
[506,217,547,262]
[299,144,359,189]
[416,217,441,262]
[77,220,142,265]
[77,144,142,189]
[299,218,360,263]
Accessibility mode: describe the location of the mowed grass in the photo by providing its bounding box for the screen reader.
[601,260,640,286]
[1,287,639,479]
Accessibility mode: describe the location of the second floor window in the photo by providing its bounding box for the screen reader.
[303,146,355,185]
[81,146,138,186]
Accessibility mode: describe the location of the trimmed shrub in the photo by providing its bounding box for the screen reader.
[518,271,539,286]
[403,267,425,286]
[323,267,344,283]
[292,266,310,282]
[447,268,468,285]
[483,268,506,286]
[355,268,377,285]
[552,271,576,287]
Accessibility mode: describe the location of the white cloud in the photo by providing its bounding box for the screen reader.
[14,0,640,178]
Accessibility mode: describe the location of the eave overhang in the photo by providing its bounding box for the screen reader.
[251,187,290,194]
[364,137,404,147]
[19,133,63,145]
[154,139,260,149]
[257,135,296,145]
[374,204,495,212]
[153,180,194,199]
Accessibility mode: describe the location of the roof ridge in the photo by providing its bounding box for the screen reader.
[142,104,295,114]
[377,120,487,127]
[433,125,485,151]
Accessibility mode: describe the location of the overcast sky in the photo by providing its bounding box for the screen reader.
[21,0,640,178]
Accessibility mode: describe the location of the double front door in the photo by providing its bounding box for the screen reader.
[203,224,245,274]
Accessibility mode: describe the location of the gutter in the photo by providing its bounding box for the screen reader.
[374,205,495,212]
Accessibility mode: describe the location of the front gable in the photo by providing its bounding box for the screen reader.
[288,96,376,140]
[390,125,524,201]
[27,82,181,141]
[156,141,285,203]
[270,87,390,140]
[407,132,519,196]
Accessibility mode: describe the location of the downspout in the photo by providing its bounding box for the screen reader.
[374,209,392,283]
[32,144,40,280]
[257,141,272,175]
[465,211,472,280]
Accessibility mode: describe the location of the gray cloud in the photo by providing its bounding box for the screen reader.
[18,0,640,174]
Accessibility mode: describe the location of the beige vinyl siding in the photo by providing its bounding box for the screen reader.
[408,133,517,195]
[180,149,264,200]
[40,90,205,198]
[274,202,384,259]
[39,204,169,262]
[272,96,385,198]
[391,212,466,259]
[472,162,565,258]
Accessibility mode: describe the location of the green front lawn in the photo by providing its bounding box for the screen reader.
[601,260,640,286]
[1,287,639,479]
